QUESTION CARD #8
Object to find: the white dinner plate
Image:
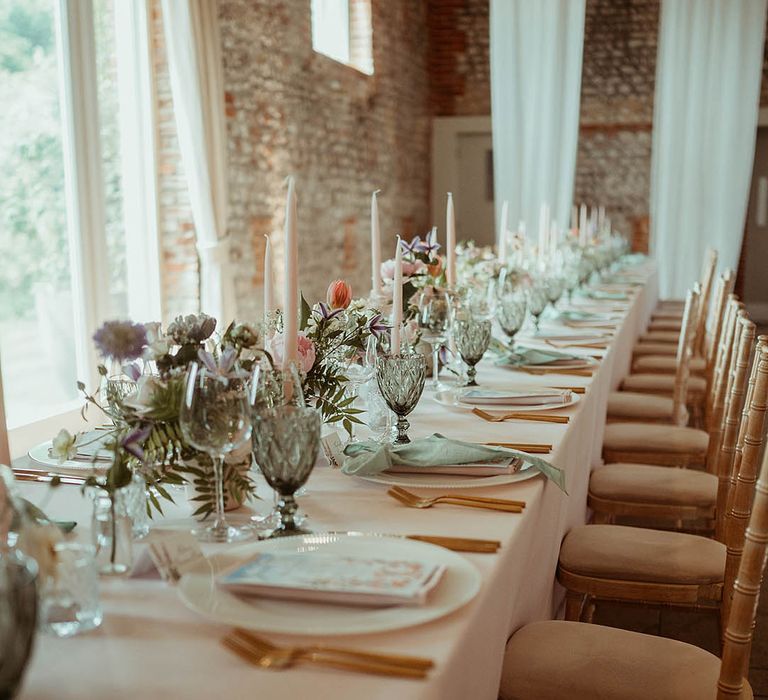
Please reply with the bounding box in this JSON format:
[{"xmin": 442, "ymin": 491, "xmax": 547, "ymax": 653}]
[
  {"xmin": 177, "ymin": 534, "xmax": 481, "ymax": 636},
  {"xmin": 27, "ymin": 440, "xmax": 110, "ymax": 476},
  {"xmin": 433, "ymin": 388, "xmax": 580, "ymax": 413},
  {"xmin": 358, "ymin": 463, "xmax": 541, "ymax": 490}
]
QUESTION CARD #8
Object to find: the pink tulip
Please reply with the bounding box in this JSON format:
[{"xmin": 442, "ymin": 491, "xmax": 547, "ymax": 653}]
[{"xmin": 327, "ymin": 279, "xmax": 352, "ymax": 310}]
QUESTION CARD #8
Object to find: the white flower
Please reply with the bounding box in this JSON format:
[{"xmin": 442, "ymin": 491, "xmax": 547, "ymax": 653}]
[
  {"xmin": 50, "ymin": 429, "xmax": 77, "ymax": 463},
  {"xmin": 143, "ymin": 322, "xmax": 171, "ymax": 361}
]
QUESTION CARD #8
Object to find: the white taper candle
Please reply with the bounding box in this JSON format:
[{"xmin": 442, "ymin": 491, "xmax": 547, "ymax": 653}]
[
  {"xmin": 283, "ymin": 176, "xmax": 299, "ymax": 366},
  {"xmin": 391, "ymin": 236, "xmax": 403, "ymax": 354},
  {"xmin": 371, "ymin": 189, "xmax": 382, "ymax": 295},
  {"xmin": 446, "ymin": 193, "xmax": 456, "ymax": 286}
]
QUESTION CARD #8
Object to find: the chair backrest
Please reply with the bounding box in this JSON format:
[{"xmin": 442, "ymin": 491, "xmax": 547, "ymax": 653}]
[
  {"xmin": 0, "ymin": 353, "xmax": 9, "ymax": 465},
  {"xmin": 718, "ymin": 355, "xmax": 768, "ymax": 698},
  {"xmin": 705, "ymin": 271, "xmax": 735, "ymax": 374},
  {"xmin": 721, "ymin": 345, "xmax": 768, "ymax": 631},
  {"xmin": 707, "ymin": 297, "xmax": 743, "ymax": 428},
  {"xmin": 693, "ymin": 247, "xmax": 718, "ymax": 356},
  {"xmin": 671, "ymin": 287, "xmax": 700, "ymax": 426},
  {"xmin": 713, "ymin": 319, "xmax": 756, "ymax": 539}
]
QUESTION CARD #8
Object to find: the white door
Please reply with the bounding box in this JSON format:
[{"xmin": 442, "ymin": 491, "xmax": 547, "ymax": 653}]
[{"xmin": 456, "ymin": 132, "xmax": 495, "ymax": 247}]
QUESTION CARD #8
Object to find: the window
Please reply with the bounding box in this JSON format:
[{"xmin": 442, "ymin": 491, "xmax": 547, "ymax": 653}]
[
  {"xmin": 0, "ymin": 0, "xmax": 160, "ymax": 449},
  {"xmin": 311, "ymin": 0, "xmax": 373, "ymax": 75}
]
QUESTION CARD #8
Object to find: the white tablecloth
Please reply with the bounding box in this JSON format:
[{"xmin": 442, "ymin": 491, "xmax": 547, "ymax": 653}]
[{"xmin": 16, "ymin": 265, "xmax": 657, "ymax": 700}]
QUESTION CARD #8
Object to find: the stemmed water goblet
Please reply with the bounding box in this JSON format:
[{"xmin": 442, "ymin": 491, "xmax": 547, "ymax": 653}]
[
  {"xmin": 497, "ymin": 287, "xmax": 527, "ymax": 351},
  {"xmin": 416, "ymin": 289, "xmax": 451, "ymax": 391},
  {"xmin": 179, "ymin": 363, "xmax": 253, "ymax": 543},
  {"xmin": 376, "ymin": 353, "xmax": 427, "ymax": 444},
  {"xmin": 544, "ymin": 273, "xmax": 565, "ymax": 312},
  {"xmin": 526, "ymin": 281, "xmax": 549, "ymax": 333},
  {"xmin": 452, "ymin": 302, "xmax": 492, "ymax": 387},
  {"xmin": 251, "ymin": 406, "xmax": 321, "ymax": 537}
]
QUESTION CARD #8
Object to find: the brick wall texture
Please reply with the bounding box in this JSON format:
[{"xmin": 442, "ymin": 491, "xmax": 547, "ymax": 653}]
[{"xmin": 151, "ymin": 0, "xmax": 768, "ymax": 319}]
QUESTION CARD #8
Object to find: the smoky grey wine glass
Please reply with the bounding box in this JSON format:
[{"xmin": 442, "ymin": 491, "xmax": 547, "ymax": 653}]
[
  {"xmin": 251, "ymin": 406, "xmax": 321, "ymax": 538},
  {"xmin": 452, "ymin": 318, "xmax": 492, "ymax": 386},
  {"xmin": 376, "ymin": 354, "xmax": 427, "ymax": 445}
]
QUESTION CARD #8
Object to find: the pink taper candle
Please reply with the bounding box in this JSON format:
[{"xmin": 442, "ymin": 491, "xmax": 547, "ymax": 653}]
[
  {"xmin": 391, "ymin": 236, "xmax": 403, "ymax": 354},
  {"xmin": 446, "ymin": 193, "xmax": 456, "ymax": 286},
  {"xmin": 283, "ymin": 176, "xmax": 299, "ymax": 366}
]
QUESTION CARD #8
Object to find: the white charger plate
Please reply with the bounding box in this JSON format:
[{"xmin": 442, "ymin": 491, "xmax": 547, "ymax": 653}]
[
  {"xmin": 434, "ymin": 389, "xmax": 580, "ymax": 413},
  {"xmin": 177, "ymin": 534, "xmax": 481, "ymax": 636},
  {"xmin": 358, "ymin": 463, "xmax": 541, "ymax": 489},
  {"xmin": 27, "ymin": 440, "xmax": 110, "ymax": 476}
]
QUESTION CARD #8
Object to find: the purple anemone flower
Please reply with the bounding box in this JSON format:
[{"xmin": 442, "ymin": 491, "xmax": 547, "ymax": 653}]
[
  {"xmin": 198, "ymin": 347, "xmax": 238, "ymax": 377},
  {"xmin": 367, "ymin": 313, "xmax": 390, "ymax": 339},
  {"xmin": 314, "ymin": 302, "xmax": 344, "ymax": 321},
  {"xmin": 399, "ymin": 236, "xmax": 421, "ymax": 256},
  {"xmin": 416, "ymin": 229, "xmax": 441, "ymax": 257},
  {"xmin": 121, "ymin": 425, "xmax": 152, "ymax": 462}
]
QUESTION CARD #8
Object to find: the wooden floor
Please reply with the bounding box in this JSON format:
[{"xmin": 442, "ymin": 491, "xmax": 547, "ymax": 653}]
[{"xmin": 594, "ymin": 575, "xmax": 768, "ymax": 697}]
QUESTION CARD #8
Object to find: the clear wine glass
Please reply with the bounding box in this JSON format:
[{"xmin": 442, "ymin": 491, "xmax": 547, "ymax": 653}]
[
  {"xmin": 180, "ymin": 364, "xmax": 253, "ymax": 543},
  {"xmin": 416, "ymin": 290, "xmax": 451, "ymax": 391},
  {"xmin": 342, "ymin": 343, "xmax": 374, "ymax": 444},
  {"xmin": 251, "ymin": 406, "xmax": 321, "ymax": 538}
]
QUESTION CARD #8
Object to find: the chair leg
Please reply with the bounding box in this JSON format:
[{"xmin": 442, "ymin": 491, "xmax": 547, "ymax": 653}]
[
  {"xmin": 582, "ymin": 598, "xmax": 596, "ymax": 623},
  {"xmin": 564, "ymin": 591, "xmax": 585, "ymax": 621}
]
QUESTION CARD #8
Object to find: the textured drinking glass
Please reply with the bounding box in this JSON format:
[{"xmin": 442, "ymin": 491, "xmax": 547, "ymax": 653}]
[
  {"xmin": 376, "ymin": 354, "xmax": 427, "ymax": 444},
  {"xmin": 416, "ymin": 291, "xmax": 451, "ymax": 390},
  {"xmin": 39, "ymin": 543, "xmax": 102, "ymax": 638},
  {"xmin": 91, "ymin": 494, "xmax": 133, "ymax": 576},
  {"xmin": 497, "ymin": 289, "xmax": 527, "ymax": 349},
  {"xmin": 526, "ymin": 283, "xmax": 548, "ymax": 332},
  {"xmin": 453, "ymin": 318, "xmax": 492, "ymax": 386},
  {"xmin": 0, "ymin": 549, "xmax": 37, "ymax": 695},
  {"xmin": 180, "ymin": 364, "xmax": 253, "ymax": 543},
  {"xmin": 251, "ymin": 406, "xmax": 321, "ymax": 538},
  {"xmin": 544, "ymin": 274, "xmax": 564, "ymax": 309}
]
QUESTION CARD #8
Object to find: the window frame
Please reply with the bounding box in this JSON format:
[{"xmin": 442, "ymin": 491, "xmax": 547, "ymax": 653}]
[{"xmin": 5, "ymin": 0, "xmax": 161, "ymax": 457}]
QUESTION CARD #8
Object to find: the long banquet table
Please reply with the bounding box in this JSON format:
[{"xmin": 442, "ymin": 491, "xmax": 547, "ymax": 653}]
[{"xmin": 16, "ymin": 263, "xmax": 658, "ymax": 700}]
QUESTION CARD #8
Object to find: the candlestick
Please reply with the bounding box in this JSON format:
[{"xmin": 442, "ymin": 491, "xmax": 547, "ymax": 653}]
[
  {"xmin": 579, "ymin": 203, "xmax": 588, "ymax": 246},
  {"xmin": 498, "ymin": 200, "xmax": 509, "ymax": 263},
  {"xmin": 371, "ymin": 189, "xmax": 382, "ymax": 296},
  {"xmin": 391, "ymin": 236, "xmax": 403, "ymax": 354},
  {"xmin": 283, "ymin": 176, "xmax": 299, "ymax": 366},
  {"xmin": 446, "ymin": 193, "xmax": 456, "ymax": 286},
  {"xmin": 263, "ymin": 235, "xmax": 274, "ymax": 324}
]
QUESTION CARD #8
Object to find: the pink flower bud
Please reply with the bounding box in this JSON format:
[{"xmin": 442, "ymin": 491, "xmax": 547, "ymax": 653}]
[{"xmin": 327, "ymin": 279, "xmax": 352, "ymax": 310}]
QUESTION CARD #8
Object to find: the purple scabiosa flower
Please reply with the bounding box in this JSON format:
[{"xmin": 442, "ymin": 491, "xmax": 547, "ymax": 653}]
[
  {"xmin": 367, "ymin": 313, "xmax": 389, "ymax": 339},
  {"xmin": 93, "ymin": 321, "xmax": 147, "ymax": 361}
]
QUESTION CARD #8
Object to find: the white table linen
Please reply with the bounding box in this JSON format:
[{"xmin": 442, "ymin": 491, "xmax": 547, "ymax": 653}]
[{"xmin": 16, "ymin": 265, "xmax": 657, "ymax": 700}]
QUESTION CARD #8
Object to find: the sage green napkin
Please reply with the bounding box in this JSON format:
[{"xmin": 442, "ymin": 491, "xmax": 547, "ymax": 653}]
[
  {"xmin": 496, "ymin": 346, "xmax": 580, "ymax": 368},
  {"xmin": 586, "ymin": 290, "xmax": 629, "ymax": 301},
  {"xmin": 342, "ymin": 434, "xmax": 567, "ymax": 493}
]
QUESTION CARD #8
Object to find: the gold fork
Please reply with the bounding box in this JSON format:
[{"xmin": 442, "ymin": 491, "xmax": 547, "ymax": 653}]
[
  {"xmin": 390, "ymin": 485, "xmax": 525, "ymax": 509},
  {"xmin": 387, "ymin": 487, "xmax": 524, "ymax": 513},
  {"xmin": 222, "ymin": 631, "xmax": 430, "ymax": 678},
  {"xmin": 472, "ymin": 407, "xmax": 569, "ymax": 424}
]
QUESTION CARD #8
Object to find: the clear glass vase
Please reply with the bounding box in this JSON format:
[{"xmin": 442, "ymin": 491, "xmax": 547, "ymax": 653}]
[{"xmin": 91, "ymin": 494, "xmax": 133, "ymax": 576}]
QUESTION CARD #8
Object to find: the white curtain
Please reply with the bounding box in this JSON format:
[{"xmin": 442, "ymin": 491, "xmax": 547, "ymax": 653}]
[
  {"xmin": 490, "ymin": 0, "xmax": 586, "ymax": 241},
  {"xmin": 161, "ymin": 0, "xmax": 236, "ymax": 323},
  {"xmin": 650, "ymin": 0, "xmax": 767, "ymax": 299}
]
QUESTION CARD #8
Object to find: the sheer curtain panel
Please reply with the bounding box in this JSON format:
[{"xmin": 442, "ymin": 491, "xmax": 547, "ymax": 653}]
[
  {"xmin": 650, "ymin": 0, "xmax": 767, "ymax": 299},
  {"xmin": 160, "ymin": 0, "xmax": 236, "ymax": 323},
  {"xmin": 490, "ymin": 0, "xmax": 586, "ymax": 243}
]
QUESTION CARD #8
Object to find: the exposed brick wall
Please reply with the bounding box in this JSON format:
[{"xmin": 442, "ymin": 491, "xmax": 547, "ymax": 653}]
[
  {"xmin": 574, "ymin": 0, "xmax": 659, "ymax": 253},
  {"xmin": 427, "ymin": 0, "xmax": 490, "ymax": 117},
  {"xmin": 151, "ymin": 0, "xmax": 198, "ymax": 322}
]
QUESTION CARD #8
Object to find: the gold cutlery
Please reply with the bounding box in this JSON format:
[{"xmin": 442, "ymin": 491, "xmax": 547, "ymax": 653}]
[
  {"xmin": 551, "ymin": 385, "xmax": 586, "ymax": 394},
  {"xmin": 12, "ymin": 469, "xmax": 85, "ymax": 486},
  {"xmin": 483, "ymin": 441, "xmax": 552, "ymax": 454},
  {"xmin": 390, "ymin": 486, "xmax": 525, "ymax": 509},
  {"xmin": 333, "ymin": 530, "xmax": 501, "ymax": 553},
  {"xmin": 518, "ymin": 367, "xmax": 595, "ymax": 377},
  {"xmin": 387, "ymin": 487, "xmax": 524, "ymax": 513},
  {"xmin": 222, "ymin": 629, "xmax": 431, "ymax": 678},
  {"xmin": 472, "ymin": 408, "xmax": 569, "ymax": 424},
  {"xmin": 545, "ymin": 340, "xmax": 608, "ymax": 350}
]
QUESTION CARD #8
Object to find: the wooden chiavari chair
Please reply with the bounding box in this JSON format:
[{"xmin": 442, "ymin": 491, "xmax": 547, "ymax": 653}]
[
  {"xmin": 500, "ymin": 430, "xmax": 768, "ymax": 699},
  {"xmin": 0, "ymin": 353, "xmax": 10, "ymax": 465},
  {"xmin": 556, "ymin": 345, "xmax": 767, "ymax": 634}
]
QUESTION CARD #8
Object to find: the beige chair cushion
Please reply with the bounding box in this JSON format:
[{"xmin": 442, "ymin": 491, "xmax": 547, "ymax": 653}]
[
  {"xmin": 607, "ymin": 391, "xmax": 675, "ymax": 421},
  {"xmin": 633, "ymin": 355, "xmax": 706, "ymax": 374},
  {"xmin": 559, "ymin": 524, "xmax": 725, "ymax": 584},
  {"xmin": 500, "ymin": 620, "xmax": 750, "ymax": 700},
  {"xmin": 590, "ymin": 463, "xmax": 717, "ymax": 508},
  {"xmin": 648, "ymin": 319, "xmax": 682, "ymax": 332},
  {"xmin": 603, "ymin": 422, "xmax": 708, "ymax": 455},
  {"xmin": 621, "ymin": 372, "xmax": 706, "ymax": 396},
  {"xmin": 633, "ymin": 341, "xmax": 678, "ymax": 356},
  {"xmin": 639, "ymin": 330, "xmax": 680, "ymax": 344}
]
